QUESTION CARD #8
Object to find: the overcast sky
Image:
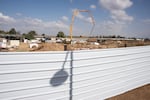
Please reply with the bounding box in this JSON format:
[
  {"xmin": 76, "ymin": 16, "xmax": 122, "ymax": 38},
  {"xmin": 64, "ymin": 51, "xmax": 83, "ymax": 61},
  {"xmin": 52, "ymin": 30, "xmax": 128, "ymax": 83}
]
[{"xmin": 0, "ymin": 0, "xmax": 150, "ymax": 38}]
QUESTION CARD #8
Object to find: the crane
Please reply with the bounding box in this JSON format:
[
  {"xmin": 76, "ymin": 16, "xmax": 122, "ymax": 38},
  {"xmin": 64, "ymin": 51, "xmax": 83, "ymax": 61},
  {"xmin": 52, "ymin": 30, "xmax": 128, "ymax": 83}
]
[{"xmin": 70, "ymin": 9, "xmax": 95, "ymax": 43}]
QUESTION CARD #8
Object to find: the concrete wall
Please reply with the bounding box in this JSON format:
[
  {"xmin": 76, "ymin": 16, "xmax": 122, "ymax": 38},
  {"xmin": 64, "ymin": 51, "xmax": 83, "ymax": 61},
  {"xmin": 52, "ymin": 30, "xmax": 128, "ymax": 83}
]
[{"xmin": 0, "ymin": 46, "xmax": 150, "ymax": 100}]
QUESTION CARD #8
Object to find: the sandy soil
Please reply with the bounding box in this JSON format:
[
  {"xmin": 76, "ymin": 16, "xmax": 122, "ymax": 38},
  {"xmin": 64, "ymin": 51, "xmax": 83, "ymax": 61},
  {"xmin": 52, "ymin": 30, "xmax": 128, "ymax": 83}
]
[{"xmin": 106, "ymin": 84, "xmax": 150, "ymax": 100}]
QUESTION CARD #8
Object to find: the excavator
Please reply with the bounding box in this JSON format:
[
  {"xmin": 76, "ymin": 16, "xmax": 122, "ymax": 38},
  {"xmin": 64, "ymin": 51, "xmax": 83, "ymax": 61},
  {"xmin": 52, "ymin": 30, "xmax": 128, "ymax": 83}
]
[{"xmin": 69, "ymin": 9, "xmax": 95, "ymax": 43}]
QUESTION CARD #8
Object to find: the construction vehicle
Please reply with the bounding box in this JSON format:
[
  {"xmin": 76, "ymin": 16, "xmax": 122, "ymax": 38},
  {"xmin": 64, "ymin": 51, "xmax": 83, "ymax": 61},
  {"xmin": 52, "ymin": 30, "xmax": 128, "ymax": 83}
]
[{"xmin": 70, "ymin": 9, "xmax": 95, "ymax": 43}]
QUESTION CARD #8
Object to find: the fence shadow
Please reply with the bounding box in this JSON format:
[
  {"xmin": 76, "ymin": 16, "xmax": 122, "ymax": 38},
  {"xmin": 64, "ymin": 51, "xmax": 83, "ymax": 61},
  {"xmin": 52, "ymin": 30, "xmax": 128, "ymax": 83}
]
[
  {"xmin": 50, "ymin": 51, "xmax": 70, "ymax": 86},
  {"xmin": 50, "ymin": 69, "xmax": 69, "ymax": 86},
  {"xmin": 50, "ymin": 51, "xmax": 73, "ymax": 100}
]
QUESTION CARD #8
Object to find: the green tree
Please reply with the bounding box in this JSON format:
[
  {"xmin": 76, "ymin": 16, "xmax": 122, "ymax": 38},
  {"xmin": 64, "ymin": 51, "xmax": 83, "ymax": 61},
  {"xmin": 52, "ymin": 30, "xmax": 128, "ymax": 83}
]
[
  {"xmin": 56, "ymin": 31, "xmax": 65, "ymax": 38},
  {"xmin": 9, "ymin": 28, "xmax": 17, "ymax": 34},
  {"xmin": 0, "ymin": 29, "xmax": 6, "ymax": 34},
  {"xmin": 23, "ymin": 30, "xmax": 37, "ymax": 40},
  {"xmin": 29, "ymin": 31, "xmax": 37, "ymax": 35}
]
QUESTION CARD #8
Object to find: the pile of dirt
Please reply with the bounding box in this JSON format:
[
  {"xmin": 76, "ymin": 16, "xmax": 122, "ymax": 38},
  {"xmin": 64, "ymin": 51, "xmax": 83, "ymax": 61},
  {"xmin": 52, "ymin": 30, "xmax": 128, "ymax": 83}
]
[
  {"xmin": 37, "ymin": 43, "xmax": 64, "ymax": 51},
  {"xmin": 17, "ymin": 42, "xmax": 30, "ymax": 51}
]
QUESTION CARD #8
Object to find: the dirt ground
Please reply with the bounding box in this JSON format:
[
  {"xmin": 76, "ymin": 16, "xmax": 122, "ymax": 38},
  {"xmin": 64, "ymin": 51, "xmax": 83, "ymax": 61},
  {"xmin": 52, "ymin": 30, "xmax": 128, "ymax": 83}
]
[
  {"xmin": 4, "ymin": 39, "xmax": 150, "ymax": 52},
  {"xmin": 106, "ymin": 84, "xmax": 150, "ymax": 100}
]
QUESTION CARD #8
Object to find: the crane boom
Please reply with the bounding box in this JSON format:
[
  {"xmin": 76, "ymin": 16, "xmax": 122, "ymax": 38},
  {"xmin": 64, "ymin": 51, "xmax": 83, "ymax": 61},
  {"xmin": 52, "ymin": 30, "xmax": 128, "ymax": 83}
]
[{"xmin": 70, "ymin": 9, "xmax": 95, "ymax": 42}]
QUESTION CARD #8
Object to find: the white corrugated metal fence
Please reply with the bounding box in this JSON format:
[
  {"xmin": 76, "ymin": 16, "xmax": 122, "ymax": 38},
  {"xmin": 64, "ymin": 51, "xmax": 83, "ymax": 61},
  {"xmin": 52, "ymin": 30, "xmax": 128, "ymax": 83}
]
[{"xmin": 0, "ymin": 46, "xmax": 150, "ymax": 100}]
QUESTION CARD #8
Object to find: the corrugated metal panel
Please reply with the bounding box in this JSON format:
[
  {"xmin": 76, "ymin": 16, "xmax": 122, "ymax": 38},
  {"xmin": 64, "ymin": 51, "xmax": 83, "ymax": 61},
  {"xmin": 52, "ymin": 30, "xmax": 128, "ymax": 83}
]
[{"xmin": 0, "ymin": 46, "xmax": 150, "ymax": 100}]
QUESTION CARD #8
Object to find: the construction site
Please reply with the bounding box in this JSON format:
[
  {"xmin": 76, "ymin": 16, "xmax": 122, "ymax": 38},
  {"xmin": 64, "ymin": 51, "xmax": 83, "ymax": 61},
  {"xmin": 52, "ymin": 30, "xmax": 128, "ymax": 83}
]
[
  {"xmin": 0, "ymin": 38, "xmax": 149, "ymax": 52},
  {"xmin": 0, "ymin": 9, "xmax": 150, "ymax": 100},
  {"xmin": 1, "ymin": 9, "xmax": 150, "ymax": 52}
]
